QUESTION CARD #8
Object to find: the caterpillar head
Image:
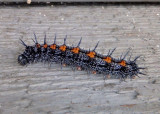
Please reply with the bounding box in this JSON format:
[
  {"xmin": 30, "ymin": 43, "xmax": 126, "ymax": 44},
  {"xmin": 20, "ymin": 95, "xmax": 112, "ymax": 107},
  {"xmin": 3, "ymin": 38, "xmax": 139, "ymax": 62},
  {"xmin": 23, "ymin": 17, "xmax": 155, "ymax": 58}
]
[
  {"xmin": 18, "ymin": 39, "xmax": 35, "ymax": 65},
  {"xmin": 18, "ymin": 54, "xmax": 29, "ymax": 66}
]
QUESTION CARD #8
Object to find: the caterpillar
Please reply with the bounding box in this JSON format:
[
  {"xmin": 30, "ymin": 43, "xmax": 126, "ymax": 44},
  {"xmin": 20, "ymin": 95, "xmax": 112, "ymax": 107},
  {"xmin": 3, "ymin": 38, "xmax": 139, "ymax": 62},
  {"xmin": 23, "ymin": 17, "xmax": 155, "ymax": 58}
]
[{"xmin": 18, "ymin": 33, "xmax": 145, "ymax": 81}]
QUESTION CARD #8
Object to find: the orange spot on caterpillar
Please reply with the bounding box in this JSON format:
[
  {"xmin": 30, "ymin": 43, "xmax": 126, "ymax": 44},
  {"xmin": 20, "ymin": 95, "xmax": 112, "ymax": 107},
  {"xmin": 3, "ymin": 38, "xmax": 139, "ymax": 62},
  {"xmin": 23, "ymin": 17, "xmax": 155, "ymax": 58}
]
[
  {"xmin": 132, "ymin": 76, "xmax": 136, "ymax": 79},
  {"xmin": 87, "ymin": 52, "xmax": 96, "ymax": 58},
  {"xmin": 43, "ymin": 44, "xmax": 48, "ymax": 48},
  {"xmin": 107, "ymin": 75, "xmax": 111, "ymax": 79},
  {"xmin": 63, "ymin": 64, "xmax": 66, "ymax": 67},
  {"xmin": 103, "ymin": 57, "xmax": 112, "ymax": 63},
  {"xmin": 77, "ymin": 67, "xmax": 81, "ymax": 71},
  {"xmin": 92, "ymin": 71, "xmax": 96, "ymax": 74},
  {"xmin": 59, "ymin": 45, "xmax": 66, "ymax": 52},
  {"xmin": 36, "ymin": 44, "xmax": 41, "ymax": 48},
  {"xmin": 71, "ymin": 47, "xmax": 80, "ymax": 54},
  {"xmin": 119, "ymin": 60, "xmax": 126, "ymax": 67},
  {"xmin": 50, "ymin": 44, "xmax": 56, "ymax": 50}
]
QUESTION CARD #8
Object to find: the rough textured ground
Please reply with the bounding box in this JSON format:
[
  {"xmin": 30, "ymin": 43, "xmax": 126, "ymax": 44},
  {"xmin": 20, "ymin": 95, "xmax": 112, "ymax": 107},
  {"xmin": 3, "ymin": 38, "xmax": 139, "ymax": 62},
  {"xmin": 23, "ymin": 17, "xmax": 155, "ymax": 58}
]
[{"xmin": 0, "ymin": 4, "xmax": 160, "ymax": 114}]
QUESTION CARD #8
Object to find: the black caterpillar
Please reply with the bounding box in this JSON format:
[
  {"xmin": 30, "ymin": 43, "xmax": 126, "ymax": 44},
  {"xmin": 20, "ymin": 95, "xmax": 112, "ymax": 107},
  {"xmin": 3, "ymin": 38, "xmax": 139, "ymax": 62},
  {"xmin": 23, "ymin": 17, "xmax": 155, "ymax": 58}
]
[{"xmin": 18, "ymin": 33, "xmax": 145, "ymax": 81}]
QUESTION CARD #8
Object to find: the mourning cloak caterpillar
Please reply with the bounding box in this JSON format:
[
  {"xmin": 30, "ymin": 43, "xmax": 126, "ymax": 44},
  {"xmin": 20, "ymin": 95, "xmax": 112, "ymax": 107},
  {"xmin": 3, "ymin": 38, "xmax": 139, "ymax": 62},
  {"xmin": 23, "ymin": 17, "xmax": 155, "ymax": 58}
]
[{"xmin": 18, "ymin": 33, "xmax": 145, "ymax": 81}]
